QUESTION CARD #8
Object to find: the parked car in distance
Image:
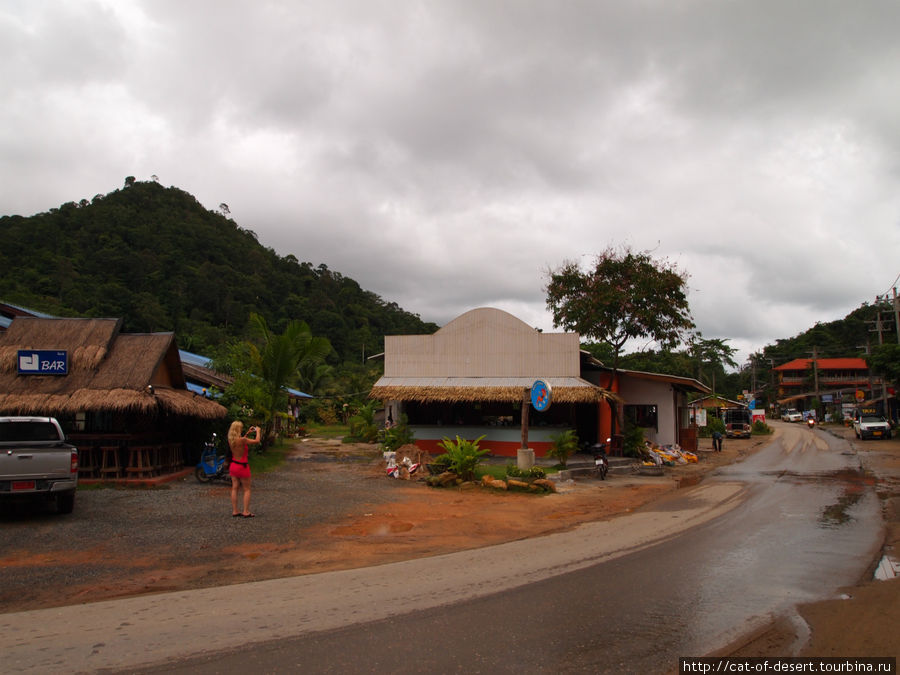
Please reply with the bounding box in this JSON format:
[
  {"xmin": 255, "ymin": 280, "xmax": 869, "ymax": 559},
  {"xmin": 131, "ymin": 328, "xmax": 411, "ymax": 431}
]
[
  {"xmin": 724, "ymin": 407, "xmax": 752, "ymax": 438},
  {"xmin": 781, "ymin": 408, "xmax": 803, "ymax": 423},
  {"xmin": 853, "ymin": 413, "xmax": 892, "ymax": 440},
  {"xmin": 0, "ymin": 416, "xmax": 78, "ymax": 514}
]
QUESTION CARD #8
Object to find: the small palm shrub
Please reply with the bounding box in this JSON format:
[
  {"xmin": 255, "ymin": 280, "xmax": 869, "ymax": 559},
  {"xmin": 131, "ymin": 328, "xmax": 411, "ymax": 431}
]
[
  {"xmin": 348, "ymin": 402, "xmax": 378, "ymax": 443},
  {"xmin": 436, "ymin": 435, "xmax": 489, "ymax": 481},
  {"xmin": 547, "ymin": 429, "xmax": 579, "ymax": 468},
  {"xmin": 622, "ymin": 423, "xmax": 647, "ymax": 458}
]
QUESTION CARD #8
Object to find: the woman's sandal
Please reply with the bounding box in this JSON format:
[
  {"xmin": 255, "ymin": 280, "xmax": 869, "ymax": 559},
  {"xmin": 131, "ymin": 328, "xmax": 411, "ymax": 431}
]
[
  {"xmin": 232, "ymin": 513, "xmax": 242, "ymax": 517},
  {"xmin": 242, "ymin": 513, "xmax": 255, "ymax": 518}
]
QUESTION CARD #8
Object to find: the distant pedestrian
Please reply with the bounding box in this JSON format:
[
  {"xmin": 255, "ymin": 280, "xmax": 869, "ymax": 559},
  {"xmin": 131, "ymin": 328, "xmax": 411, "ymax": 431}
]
[
  {"xmin": 712, "ymin": 429, "xmax": 723, "ymax": 452},
  {"xmin": 227, "ymin": 421, "xmax": 261, "ymax": 518}
]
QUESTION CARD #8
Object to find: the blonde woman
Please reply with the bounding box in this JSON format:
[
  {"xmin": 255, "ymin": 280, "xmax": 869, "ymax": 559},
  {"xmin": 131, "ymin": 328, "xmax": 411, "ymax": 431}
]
[{"xmin": 227, "ymin": 421, "xmax": 261, "ymax": 517}]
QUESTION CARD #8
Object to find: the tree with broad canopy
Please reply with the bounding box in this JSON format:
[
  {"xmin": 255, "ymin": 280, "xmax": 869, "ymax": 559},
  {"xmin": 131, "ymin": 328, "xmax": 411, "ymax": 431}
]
[{"xmin": 545, "ymin": 246, "xmax": 695, "ymax": 433}]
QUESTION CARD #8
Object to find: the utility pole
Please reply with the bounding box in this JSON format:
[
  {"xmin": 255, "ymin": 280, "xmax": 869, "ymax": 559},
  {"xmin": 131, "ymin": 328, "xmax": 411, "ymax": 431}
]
[
  {"xmin": 750, "ymin": 356, "xmax": 757, "ymax": 394},
  {"xmin": 866, "ymin": 299, "xmax": 890, "ymax": 412},
  {"xmin": 893, "ymin": 287, "xmax": 900, "ymax": 345},
  {"xmin": 807, "ymin": 346, "xmax": 819, "ymax": 394}
]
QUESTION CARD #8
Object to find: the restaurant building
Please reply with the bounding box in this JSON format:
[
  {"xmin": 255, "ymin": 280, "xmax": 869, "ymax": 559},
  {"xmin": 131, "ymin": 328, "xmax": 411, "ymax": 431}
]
[
  {"xmin": 369, "ymin": 308, "xmax": 707, "ymax": 456},
  {"xmin": 0, "ymin": 317, "xmax": 226, "ymax": 481}
]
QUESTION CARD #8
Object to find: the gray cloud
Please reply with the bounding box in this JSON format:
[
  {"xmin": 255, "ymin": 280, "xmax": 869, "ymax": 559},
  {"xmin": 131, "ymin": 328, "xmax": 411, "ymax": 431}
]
[{"xmin": 2, "ymin": 0, "xmax": 899, "ymax": 368}]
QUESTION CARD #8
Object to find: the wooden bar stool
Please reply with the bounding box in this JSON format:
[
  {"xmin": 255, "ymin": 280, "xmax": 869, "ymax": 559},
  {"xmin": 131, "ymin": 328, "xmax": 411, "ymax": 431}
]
[
  {"xmin": 99, "ymin": 446, "xmax": 122, "ymax": 479},
  {"xmin": 77, "ymin": 446, "xmax": 99, "ymax": 479},
  {"xmin": 161, "ymin": 443, "xmax": 182, "ymax": 472},
  {"xmin": 126, "ymin": 446, "xmax": 155, "ymax": 478},
  {"xmin": 169, "ymin": 443, "xmax": 183, "ymax": 471}
]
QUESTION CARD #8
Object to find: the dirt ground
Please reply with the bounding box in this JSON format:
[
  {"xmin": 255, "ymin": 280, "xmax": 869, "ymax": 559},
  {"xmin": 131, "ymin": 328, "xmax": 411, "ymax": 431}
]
[{"xmin": 2, "ymin": 426, "xmax": 898, "ymax": 661}]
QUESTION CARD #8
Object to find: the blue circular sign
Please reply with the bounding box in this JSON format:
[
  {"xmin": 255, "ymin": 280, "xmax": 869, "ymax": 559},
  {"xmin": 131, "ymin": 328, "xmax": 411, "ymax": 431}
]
[{"xmin": 531, "ymin": 379, "xmax": 552, "ymax": 412}]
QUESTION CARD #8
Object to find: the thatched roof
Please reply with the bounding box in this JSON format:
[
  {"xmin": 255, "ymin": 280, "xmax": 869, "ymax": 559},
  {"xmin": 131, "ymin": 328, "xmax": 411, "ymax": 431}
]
[
  {"xmin": 369, "ymin": 376, "xmax": 619, "ymax": 404},
  {"xmin": 0, "ymin": 317, "xmax": 226, "ymax": 419}
]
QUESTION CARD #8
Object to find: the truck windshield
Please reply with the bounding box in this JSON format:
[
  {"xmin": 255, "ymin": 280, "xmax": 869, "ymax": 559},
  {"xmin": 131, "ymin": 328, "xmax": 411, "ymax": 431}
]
[
  {"xmin": 861, "ymin": 416, "xmax": 884, "ymax": 424},
  {"xmin": 0, "ymin": 422, "xmax": 61, "ymax": 442}
]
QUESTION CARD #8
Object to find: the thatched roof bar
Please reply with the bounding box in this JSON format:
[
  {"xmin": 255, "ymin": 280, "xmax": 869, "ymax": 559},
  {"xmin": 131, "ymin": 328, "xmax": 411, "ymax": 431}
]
[
  {"xmin": 0, "ymin": 388, "xmax": 226, "ymax": 420},
  {"xmin": 369, "ymin": 376, "xmax": 619, "ymax": 404}
]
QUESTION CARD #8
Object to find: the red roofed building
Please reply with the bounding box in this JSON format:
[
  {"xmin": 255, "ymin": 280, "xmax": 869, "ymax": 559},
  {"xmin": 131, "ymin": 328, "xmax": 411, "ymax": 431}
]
[{"xmin": 773, "ymin": 357, "xmax": 881, "ymax": 412}]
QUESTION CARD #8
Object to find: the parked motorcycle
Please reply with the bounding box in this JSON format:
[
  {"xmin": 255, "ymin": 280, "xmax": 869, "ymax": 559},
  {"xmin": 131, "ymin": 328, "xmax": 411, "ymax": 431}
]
[
  {"xmin": 591, "ymin": 438, "xmax": 610, "ymax": 480},
  {"xmin": 195, "ymin": 433, "xmax": 229, "ymax": 483}
]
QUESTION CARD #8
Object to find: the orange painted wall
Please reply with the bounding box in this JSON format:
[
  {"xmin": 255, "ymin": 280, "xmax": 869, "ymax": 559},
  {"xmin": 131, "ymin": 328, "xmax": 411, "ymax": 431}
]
[{"xmin": 595, "ymin": 371, "xmax": 620, "ymax": 443}]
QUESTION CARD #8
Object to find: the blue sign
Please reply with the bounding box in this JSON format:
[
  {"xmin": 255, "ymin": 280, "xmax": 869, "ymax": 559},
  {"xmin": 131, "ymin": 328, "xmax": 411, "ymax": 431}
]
[
  {"xmin": 530, "ymin": 379, "xmax": 552, "ymax": 412},
  {"xmin": 17, "ymin": 350, "xmax": 68, "ymax": 375}
]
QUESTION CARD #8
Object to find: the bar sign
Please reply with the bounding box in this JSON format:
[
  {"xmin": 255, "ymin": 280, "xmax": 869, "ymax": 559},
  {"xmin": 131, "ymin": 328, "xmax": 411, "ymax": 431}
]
[{"xmin": 17, "ymin": 350, "xmax": 68, "ymax": 375}]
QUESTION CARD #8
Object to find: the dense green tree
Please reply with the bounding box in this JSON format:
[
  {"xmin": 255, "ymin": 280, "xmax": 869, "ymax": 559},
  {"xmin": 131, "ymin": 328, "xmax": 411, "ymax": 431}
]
[
  {"xmin": 546, "ymin": 247, "xmax": 694, "ymax": 371},
  {"xmin": 546, "ymin": 246, "xmax": 695, "ymax": 432},
  {"xmin": 868, "ymin": 343, "xmax": 900, "ymax": 388}
]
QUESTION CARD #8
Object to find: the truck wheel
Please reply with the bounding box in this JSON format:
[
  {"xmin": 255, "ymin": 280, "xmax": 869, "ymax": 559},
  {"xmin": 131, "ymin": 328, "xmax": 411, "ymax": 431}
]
[{"xmin": 57, "ymin": 493, "xmax": 75, "ymax": 514}]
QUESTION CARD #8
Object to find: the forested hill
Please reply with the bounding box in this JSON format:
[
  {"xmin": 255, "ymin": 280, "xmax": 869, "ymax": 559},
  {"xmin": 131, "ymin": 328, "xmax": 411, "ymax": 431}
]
[{"xmin": 0, "ymin": 180, "xmax": 438, "ymax": 361}]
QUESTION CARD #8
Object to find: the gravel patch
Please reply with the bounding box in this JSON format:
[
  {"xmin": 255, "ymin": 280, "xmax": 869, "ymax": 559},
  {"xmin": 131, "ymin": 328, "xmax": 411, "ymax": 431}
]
[{"xmin": 0, "ymin": 452, "xmax": 411, "ymax": 612}]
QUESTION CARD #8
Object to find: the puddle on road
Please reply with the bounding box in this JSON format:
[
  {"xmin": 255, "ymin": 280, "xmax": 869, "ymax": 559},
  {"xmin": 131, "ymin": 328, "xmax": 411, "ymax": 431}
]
[{"xmin": 819, "ymin": 491, "xmax": 863, "ymax": 527}]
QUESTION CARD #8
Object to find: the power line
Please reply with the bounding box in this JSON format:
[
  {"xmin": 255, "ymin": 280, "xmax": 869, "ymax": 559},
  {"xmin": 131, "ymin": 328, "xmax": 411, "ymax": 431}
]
[{"xmin": 883, "ymin": 271, "xmax": 900, "ymax": 297}]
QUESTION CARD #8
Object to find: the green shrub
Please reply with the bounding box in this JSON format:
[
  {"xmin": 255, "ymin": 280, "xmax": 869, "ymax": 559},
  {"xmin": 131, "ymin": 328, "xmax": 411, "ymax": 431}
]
[
  {"xmin": 546, "ymin": 429, "xmax": 579, "ymax": 468},
  {"xmin": 436, "ymin": 435, "xmax": 489, "ymax": 481},
  {"xmin": 506, "ymin": 463, "xmax": 548, "ymax": 479},
  {"xmin": 526, "ymin": 465, "xmax": 546, "ymax": 479},
  {"xmin": 622, "ymin": 423, "xmax": 647, "ymax": 458},
  {"xmin": 379, "ymin": 414, "xmax": 415, "ymax": 453},
  {"xmin": 751, "ymin": 420, "xmax": 772, "ymax": 435},
  {"xmin": 347, "ymin": 402, "xmax": 378, "ymax": 443}
]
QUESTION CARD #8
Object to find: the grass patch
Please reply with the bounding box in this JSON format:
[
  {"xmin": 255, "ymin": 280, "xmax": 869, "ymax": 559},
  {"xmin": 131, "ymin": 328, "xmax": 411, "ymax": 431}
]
[
  {"xmin": 77, "ymin": 482, "xmax": 114, "ymax": 491},
  {"xmin": 476, "ymin": 465, "xmax": 508, "ymax": 481},
  {"xmin": 304, "ymin": 423, "xmax": 351, "ymax": 439},
  {"xmin": 250, "ymin": 439, "xmax": 291, "ymax": 473}
]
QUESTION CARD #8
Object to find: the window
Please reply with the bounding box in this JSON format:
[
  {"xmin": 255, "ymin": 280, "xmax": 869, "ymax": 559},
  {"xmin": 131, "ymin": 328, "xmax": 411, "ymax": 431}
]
[{"xmin": 624, "ymin": 404, "xmax": 658, "ymax": 431}]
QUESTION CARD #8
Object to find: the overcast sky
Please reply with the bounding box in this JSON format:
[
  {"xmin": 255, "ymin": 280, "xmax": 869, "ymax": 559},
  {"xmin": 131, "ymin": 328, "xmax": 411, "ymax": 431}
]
[{"xmin": 3, "ymin": 1, "xmax": 899, "ymax": 366}]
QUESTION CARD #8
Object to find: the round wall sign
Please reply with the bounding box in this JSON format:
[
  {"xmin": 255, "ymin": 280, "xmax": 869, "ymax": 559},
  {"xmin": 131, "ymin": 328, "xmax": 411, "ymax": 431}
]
[{"xmin": 531, "ymin": 379, "xmax": 552, "ymax": 412}]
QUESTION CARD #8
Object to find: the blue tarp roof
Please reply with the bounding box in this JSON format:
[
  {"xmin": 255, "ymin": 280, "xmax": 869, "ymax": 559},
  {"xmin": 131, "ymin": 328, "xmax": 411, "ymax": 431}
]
[{"xmin": 179, "ymin": 349, "xmax": 312, "ymax": 399}]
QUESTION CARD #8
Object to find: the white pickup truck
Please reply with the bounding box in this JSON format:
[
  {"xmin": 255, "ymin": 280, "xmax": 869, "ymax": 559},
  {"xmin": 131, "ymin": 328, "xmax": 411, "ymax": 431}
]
[
  {"xmin": 853, "ymin": 412, "xmax": 893, "ymax": 441},
  {"xmin": 0, "ymin": 417, "xmax": 78, "ymax": 514}
]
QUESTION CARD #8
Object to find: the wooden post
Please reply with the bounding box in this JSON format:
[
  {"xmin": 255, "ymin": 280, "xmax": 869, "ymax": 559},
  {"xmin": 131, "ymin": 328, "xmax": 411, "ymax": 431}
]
[
  {"xmin": 521, "ymin": 387, "xmax": 529, "ymax": 448},
  {"xmin": 518, "ymin": 387, "xmax": 535, "ymax": 470}
]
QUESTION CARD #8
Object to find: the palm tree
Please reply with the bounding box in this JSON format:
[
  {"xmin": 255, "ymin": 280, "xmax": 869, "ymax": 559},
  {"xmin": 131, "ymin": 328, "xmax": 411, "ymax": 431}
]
[
  {"xmin": 689, "ymin": 333, "xmax": 738, "ymax": 398},
  {"xmin": 248, "ymin": 313, "xmax": 332, "ymax": 447}
]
